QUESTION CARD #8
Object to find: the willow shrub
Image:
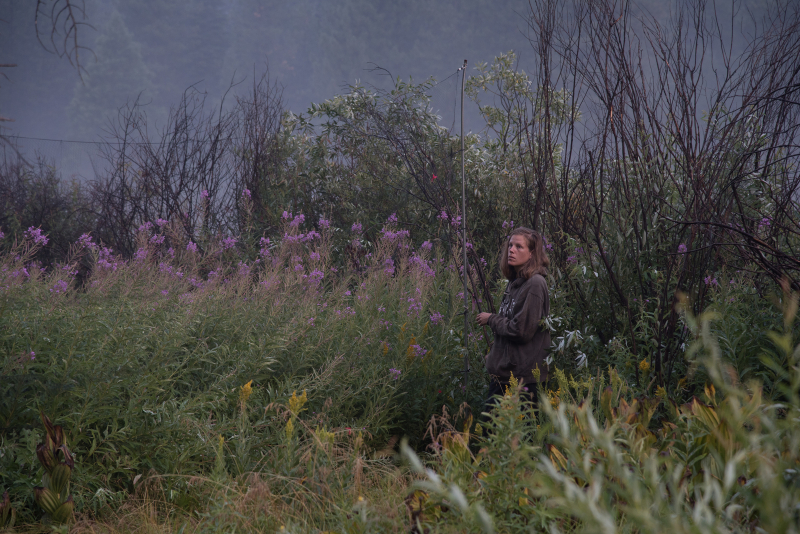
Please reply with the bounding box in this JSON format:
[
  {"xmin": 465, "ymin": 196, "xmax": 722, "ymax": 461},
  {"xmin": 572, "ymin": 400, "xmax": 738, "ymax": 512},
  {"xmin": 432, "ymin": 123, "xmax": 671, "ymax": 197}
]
[{"xmin": 0, "ymin": 215, "xmax": 485, "ymax": 524}]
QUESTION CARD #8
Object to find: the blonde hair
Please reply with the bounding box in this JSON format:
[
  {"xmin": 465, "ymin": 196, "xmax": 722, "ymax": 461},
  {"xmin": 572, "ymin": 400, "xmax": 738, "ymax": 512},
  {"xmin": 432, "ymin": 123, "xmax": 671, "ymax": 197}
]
[{"xmin": 499, "ymin": 227, "xmax": 549, "ymax": 280}]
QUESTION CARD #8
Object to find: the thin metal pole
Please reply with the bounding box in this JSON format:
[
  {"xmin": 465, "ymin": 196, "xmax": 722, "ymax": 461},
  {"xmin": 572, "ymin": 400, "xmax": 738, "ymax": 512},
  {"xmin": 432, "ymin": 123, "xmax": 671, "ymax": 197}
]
[{"xmin": 460, "ymin": 59, "xmax": 468, "ymax": 399}]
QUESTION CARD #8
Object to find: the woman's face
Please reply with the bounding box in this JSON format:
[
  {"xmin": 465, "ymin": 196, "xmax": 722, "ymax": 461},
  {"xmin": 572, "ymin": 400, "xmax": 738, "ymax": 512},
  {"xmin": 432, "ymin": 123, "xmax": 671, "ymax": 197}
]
[{"xmin": 507, "ymin": 235, "xmax": 532, "ymax": 269}]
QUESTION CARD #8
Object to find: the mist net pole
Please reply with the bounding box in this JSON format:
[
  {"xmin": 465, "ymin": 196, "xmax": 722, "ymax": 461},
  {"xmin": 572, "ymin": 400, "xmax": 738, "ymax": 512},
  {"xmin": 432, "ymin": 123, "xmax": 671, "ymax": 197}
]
[{"xmin": 460, "ymin": 59, "xmax": 468, "ymax": 400}]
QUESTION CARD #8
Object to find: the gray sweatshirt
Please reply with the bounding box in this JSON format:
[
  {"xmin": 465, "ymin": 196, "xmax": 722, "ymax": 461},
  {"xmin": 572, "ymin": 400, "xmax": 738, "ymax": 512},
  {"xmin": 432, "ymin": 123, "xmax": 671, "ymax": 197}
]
[{"xmin": 485, "ymin": 273, "xmax": 550, "ymax": 385}]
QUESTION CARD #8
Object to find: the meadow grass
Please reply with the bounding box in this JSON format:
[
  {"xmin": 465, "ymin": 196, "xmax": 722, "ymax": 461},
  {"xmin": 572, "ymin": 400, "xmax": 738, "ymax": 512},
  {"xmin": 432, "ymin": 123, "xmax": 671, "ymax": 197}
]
[{"xmin": 2, "ymin": 219, "xmax": 800, "ymax": 533}]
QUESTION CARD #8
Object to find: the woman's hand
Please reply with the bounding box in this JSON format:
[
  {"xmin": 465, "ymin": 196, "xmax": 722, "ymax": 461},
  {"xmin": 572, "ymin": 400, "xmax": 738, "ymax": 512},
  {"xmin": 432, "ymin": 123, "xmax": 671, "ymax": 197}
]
[{"xmin": 476, "ymin": 312, "xmax": 492, "ymax": 326}]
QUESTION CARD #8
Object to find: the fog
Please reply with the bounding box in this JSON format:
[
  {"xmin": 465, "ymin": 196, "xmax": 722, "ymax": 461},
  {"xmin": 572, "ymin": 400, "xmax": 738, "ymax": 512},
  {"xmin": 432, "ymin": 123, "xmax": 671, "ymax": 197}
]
[
  {"xmin": 1, "ymin": 0, "xmax": 542, "ymax": 178},
  {"xmin": 0, "ymin": 0, "xmax": 774, "ymax": 180}
]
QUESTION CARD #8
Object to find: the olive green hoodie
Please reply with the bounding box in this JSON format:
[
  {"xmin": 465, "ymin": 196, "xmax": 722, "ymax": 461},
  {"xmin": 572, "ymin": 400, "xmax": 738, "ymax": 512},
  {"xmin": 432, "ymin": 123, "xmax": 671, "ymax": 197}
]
[{"xmin": 485, "ymin": 273, "xmax": 550, "ymax": 385}]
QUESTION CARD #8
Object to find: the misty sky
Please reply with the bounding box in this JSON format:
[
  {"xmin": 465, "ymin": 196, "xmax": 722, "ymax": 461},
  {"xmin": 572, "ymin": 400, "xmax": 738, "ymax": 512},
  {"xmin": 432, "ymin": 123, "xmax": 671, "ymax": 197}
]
[
  {"xmin": 0, "ymin": 0, "xmax": 772, "ymax": 178},
  {"xmin": 1, "ymin": 1, "xmax": 535, "ymax": 139}
]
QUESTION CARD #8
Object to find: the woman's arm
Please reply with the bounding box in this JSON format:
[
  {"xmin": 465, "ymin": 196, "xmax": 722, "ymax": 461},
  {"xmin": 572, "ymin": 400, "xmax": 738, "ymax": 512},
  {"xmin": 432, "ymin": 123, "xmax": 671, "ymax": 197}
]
[{"xmin": 486, "ymin": 281, "xmax": 545, "ymax": 342}]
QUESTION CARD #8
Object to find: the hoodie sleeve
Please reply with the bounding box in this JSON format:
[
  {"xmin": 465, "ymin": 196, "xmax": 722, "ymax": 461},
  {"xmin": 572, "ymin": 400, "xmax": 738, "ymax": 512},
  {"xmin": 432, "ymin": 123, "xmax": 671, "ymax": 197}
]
[{"xmin": 487, "ymin": 279, "xmax": 544, "ymax": 343}]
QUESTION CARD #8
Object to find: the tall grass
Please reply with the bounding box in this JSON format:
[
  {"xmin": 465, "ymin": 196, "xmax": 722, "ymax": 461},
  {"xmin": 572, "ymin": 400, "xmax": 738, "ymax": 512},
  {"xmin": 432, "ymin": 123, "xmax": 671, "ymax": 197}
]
[
  {"xmin": 0, "ymin": 216, "xmax": 483, "ymax": 528},
  {"xmin": 2, "ymin": 219, "xmax": 799, "ymax": 532}
]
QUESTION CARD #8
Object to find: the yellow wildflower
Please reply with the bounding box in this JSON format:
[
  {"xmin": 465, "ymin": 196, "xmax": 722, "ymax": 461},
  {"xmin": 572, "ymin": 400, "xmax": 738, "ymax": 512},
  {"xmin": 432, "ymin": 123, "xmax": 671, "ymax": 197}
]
[
  {"xmin": 315, "ymin": 425, "xmax": 335, "ymax": 446},
  {"xmin": 288, "ymin": 389, "xmax": 308, "ymax": 416},
  {"xmin": 655, "ymin": 385, "xmax": 666, "ymax": 398},
  {"xmin": 639, "ymin": 359, "xmax": 651, "ymax": 373},
  {"xmin": 285, "ymin": 418, "xmax": 294, "ymax": 439},
  {"xmin": 569, "ymin": 375, "xmax": 579, "ymax": 391},
  {"xmin": 532, "ymin": 366, "xmax": 541, "ymax": 382},
  {"xmin": 381, "ymin": 341, "xmax": 389, "ymax": 355},
  {"xmin": 508, "ymin": 371, "xmax": 519, "ymax": 393},
  {"xmin": 406, "ymin": 336, "xmax": 416, "ymax": 356},
  {"xmin": 548, "ymin": 388, "xmax": 561, "ymax": 409},
  {"xmin": 239, "ymin": 380, "xmax": 253, "ymax": 405}
]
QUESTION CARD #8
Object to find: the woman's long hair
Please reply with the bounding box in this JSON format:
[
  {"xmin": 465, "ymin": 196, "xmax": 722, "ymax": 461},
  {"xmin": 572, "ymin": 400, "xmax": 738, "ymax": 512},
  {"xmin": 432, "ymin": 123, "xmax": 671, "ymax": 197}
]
[{"xmin": 499, "ymin": 227, "xmax": 550, "ymax": 280}]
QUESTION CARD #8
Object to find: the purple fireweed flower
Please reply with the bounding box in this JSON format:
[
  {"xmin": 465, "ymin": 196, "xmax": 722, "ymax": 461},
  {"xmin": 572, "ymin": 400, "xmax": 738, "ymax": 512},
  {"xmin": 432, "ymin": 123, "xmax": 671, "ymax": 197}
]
[
  {"xmin": 221, "ymin": 236, "xmax": 237, "ymax": 250},
  {"xmin": 351, "ymin": 222, "xmax": 363, "ymax": 234},
  {"xmin": 389, "ymin": 368, "xmax": 402, "ymax": 380},
  {"xmin": 344, "ymin": 290, "xmax": 351, "ymax": 296},
  {"xmin": 319, "ymin": 217, "xmax": 330, "ymax": 229},
  {"xmin": 290, "ymin": 214, "xmax": 305, "ymax": 228},
  {"xmin": 387, "ymin": 212, "xmax": 398, "ymax": 224},
  {"xmin": 294, "ymin": 263, "xmax": 304, "ymax": 272},
  {"xmin": 138, "ymin": 222, "xmax": 154, "ymax": 233},
  {"xmin": 282, "ymin": 210, "xmax": 292, "ymax": 220},
  {"xmin": 150, "ymin": 235, "xmax": 165, "ymax": 245},
  {"xmin": 758, "ymin": 217, "xmax": 771, "ymax": 229},
  {"xmin": 167, "ymin": 247, "xmax": 175, "ymax": 258},
  {"xmin": 284, "ymin": 233, "xmax": 304, "ymax": 244},
  {"xmin": 678, "ymin": 243, "xmax": 688, "ymax": 254},
  {"xmin": 25, "ymin": 227, "xmax": 49, "ymax": 246},
  {"xmin": 310, "ymin": 251, "xmax": 321, "ymax": 261},
  {"xmin": 50, "ymin": 279, "xmax": 69, "ymax": 294},
  {"xmin": 502, "ymin": 220, "xmax": 514, "ymax": 230},
  {"xmin": 450, "ymin": 215, "xmax": 462, "ymax": 228},
  {"xmin": 381, "ymin": 228, "xmax": 411, "ymax": 241},
  {"xmin": 409, "ymin": 254, "xmax": 436, "ymax": 277},
  {"xmin": 420, "ymin": 240, "xmax": 432, "ymax": 251},
  {"xmin": 201, "ymin": 189, "xmax": 209, "ymax": 198},
  {"xmin": 429, "ymin": 312, "xmax": 443, "ymax": 325},
  {"xmin": 259, "ymin": 237, "xmax": 271, "ymax": 257},
  {"xmin": 30, "ymin": 351, "xmax": 35, "ymax": 360},
  {"xmin": 407, "ymin": 298, "xmax": 423, "ymax": 316},
  {"xmin": 308, "ymin": 317, "xmax": 315, "ymax": 326},
  {"xmin": 306, "ymin": 269, "xmax": 324, "ymax": 283},
  {"xmin": 134, "ymin": 248, "xmax": 148, "ymax": 261},
  {"xmin": 566, "ymin": 255, "xmax": 577, "ymax": 264},
  {"xmin": 0, "ymin": 229, "xmax": 4, "ymax": 240},
  {"xmin": 383, "ymin": 257, "xmax": 395, "ymax": 276},
  {"xmin": 97, "ymin": 247, "xmax": 118, "ymax": 270},
  {"xmin": 161, "ymin": 290, "xmax": 169, "ymax": 296},
  {"xmin": 438, "ymin": 210, "xmax": 448, "ymax": 221},
  {"xmin": 304, "ymin": 230, "xmax": 321, "ymax": 241},
  {"xmin": 156, "ymin": 218, "xmax": 169, "ymax": 227},
  {"xmin": 187, "ymin": 241, "xmax": 198, "ymax": 253},
  {"xmin": 76, "ymin": 233, "xmax": 96, "ymax": 250},
  {"xmin": 409, "ymin": 344, "xmax": 428, "ymax": 358},
  {"xmin": 704, "ymin": 275, "xmax": 719, "ymax": 286},
  {"xmin": 242, "ymin": 188, "xmax": 251, "ymax": 198}
]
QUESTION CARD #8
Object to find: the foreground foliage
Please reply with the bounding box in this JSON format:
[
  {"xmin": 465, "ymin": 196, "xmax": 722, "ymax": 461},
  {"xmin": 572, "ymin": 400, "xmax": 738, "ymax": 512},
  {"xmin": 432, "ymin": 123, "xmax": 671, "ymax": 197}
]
[{"xmin": 405, "ymin": 290, "xmax": 800, "ymax": 533}]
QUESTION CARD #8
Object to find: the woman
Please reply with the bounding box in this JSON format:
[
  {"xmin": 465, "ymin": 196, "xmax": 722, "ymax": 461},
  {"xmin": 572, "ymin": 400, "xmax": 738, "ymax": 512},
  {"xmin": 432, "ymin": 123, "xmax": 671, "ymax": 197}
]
[{"xmin": 476, "ymin": 227, "xmax": 550, "ymax": 409}]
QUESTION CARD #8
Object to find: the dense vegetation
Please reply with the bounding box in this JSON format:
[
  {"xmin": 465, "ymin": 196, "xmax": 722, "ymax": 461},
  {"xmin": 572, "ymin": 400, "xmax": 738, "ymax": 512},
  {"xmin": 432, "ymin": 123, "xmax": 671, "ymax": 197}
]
[{"xmin": 2, "ymin": 0, "xmax": 800, "ymax": 531}]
